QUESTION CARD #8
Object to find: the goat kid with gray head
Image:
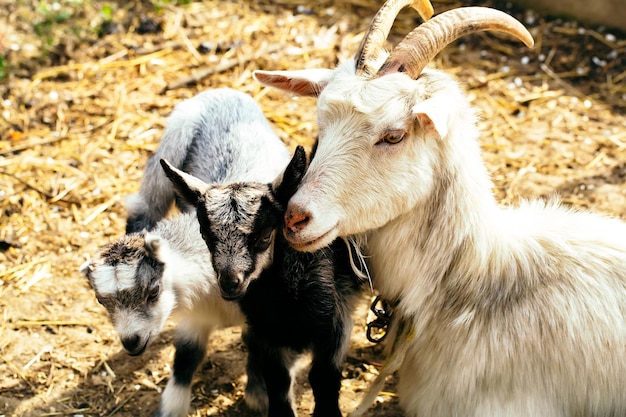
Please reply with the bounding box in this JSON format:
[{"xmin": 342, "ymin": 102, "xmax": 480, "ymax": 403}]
[
  {"xmin": 254, "ymin": 2, "xmax": 626, "ymax": 417},
  {"xmin": 81, "ymin": 88, "xmax": 290, "ymax": 417},
  {"xmin": 160, "ymin": 145, "xmax": 366, "ymax": 417}
]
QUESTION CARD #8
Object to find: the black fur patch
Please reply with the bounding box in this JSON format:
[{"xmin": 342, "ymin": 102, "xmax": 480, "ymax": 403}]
[
  {"xmin": 98, "ymin": 234, "xmax": 146, "ymax": 267},
  {"xmin": 125, "ymin": 215, "xmax": 157, "ymax": 234},
  {"xmin": 238, "ymin": 235, "xmax": 363, "ymax": 417},
  {"xmin": 172, "ymin": 338, "xmax": 206, "ymax": 386},
  {"xmin": 272, "ymin": 146, "xmax": 307, "ymax": 208}
]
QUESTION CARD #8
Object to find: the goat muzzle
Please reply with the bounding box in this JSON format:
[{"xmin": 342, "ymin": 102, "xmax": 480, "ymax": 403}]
[
  {"xmin": 121, "ymin": 334, "xmax": 149, "ymax": 356},
  {"xmin": 284, "ymin": 204, "xmax": 312, "ymax": 235},
  {"xmin": 218, "ymin": 270, "xmax": 245, "ymax": 300},
  {"xmin": 377, "ymin": 7, "xmax": 534, "ymax": 79}
]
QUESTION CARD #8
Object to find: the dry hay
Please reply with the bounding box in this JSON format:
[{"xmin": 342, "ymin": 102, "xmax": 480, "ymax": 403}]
[{"xmin": 0, "ymin": 0, "xmax": 625, "ymax": 416}]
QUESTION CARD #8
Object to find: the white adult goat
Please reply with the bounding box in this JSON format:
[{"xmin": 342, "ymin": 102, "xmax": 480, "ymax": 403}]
[{"xmin": 254, "ymin": 2, "xmax": 626, "ymax": 416}]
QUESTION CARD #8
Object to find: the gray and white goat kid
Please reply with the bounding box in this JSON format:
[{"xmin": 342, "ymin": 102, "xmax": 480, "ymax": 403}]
[
  {"xmin": 255, "ymin": 2, "xmax": 626, "ymax": 417},
  {"xmin": 125, "ymin": 87, "xmax": 290, "ymax": 233},
  {"xmin": 81, "ymin": 88, "xmax": 290, "ymax": 417},
  {"xmin": 160, "ymin": 146, "xmax": 365, "ymax": 417}
]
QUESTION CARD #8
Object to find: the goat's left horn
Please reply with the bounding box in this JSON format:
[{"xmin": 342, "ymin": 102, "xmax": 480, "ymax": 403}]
[
  {"xmin": 377, "ymin": 7, "xmax": 534, "ymax": 79},
  {"xmin": 355, "ymin": 0, "xmax": 434, "ymax": 77}
]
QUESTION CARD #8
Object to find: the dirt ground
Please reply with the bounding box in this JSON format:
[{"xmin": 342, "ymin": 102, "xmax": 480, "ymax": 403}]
[{"xmin": 1, "ymin": 0, "xmax": 625, "ymax": 416}]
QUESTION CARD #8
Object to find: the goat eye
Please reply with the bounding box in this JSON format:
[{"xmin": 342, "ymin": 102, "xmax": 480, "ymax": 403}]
[
  {"xmin": 255, "ymin": 230, "xmax": 273, "ymax": 251},
  {"xmin": 379, "ymin": 130, "xmax": 406, "ymax": 145},
  {"xmin": 147, "ymin": 282, "xmax": 160, "ymax": 303}
]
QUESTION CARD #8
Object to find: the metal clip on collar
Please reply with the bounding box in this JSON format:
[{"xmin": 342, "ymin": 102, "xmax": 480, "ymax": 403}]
[{"xmin": 366, "ymin": 295, "xmax": 393, "ymax": 343}]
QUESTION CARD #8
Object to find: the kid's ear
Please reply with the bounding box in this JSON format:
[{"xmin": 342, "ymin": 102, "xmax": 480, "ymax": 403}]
[
  {"xmin": 160, "ymin": 159, "xmax": 209, "ymax": 207},
  {"xmin": 253, "ymin": 69, "xmax": 334, "ymax": 97},
  {"xmin": 144, "ymin": 233, "xmax": 165, "ymax": 259},
  {"xmin": 79, "ymin": 259, "xmax": 93, "ymax": 278},
  {"xmin": 272, "ymin": 146, "xmax": 307, "ymax": 207},
  {"xmin": 412, "ymin": 98, "xmax": 449, "ymax": 140}
]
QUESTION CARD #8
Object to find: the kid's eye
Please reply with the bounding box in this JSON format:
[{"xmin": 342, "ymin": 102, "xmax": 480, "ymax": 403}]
[
  {"xmin": 378, "ymin": 130, "xmax": 406, "ymax": 145},
  {"xmin": 255, "ymin": 230, "xmax": 274, "ymax": 251},
  {"xmin": 147, "ymin": 282, "xmax": 160, "ymax": 303}
]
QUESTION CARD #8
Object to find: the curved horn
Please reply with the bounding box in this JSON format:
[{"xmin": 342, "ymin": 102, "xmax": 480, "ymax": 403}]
[
  {"xmin": 355, "ymin": 0, "xmax": 434, "ymax": 77},
  {"xmin": 377, "ymin": 7, "xmax": 534, "ymax": 79}
]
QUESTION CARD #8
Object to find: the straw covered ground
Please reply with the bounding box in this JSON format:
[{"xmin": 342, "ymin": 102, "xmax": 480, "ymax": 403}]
[{"xmin": 1, "ymin": 0, "xmax": 625, "ymax": 416}]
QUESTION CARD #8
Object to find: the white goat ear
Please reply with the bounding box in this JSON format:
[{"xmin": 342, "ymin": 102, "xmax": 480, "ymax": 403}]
[
  {"xmin": 145, "ymin": 233, "xmax": 165, "ymax": 260},
  {"xmin": 79, "ymin": 259, "xmax": 94, "ymax": 277},
  {"xmin": 253, "ymin": 69, "xmax": 333, "ymax": 97},
  {"xmin": 412, "ymin": 99, "xmax": 449, "ymax": 140}
]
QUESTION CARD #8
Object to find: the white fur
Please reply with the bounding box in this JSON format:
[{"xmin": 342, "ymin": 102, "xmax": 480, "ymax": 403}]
[
  {"xmin": 124, "ymin": 193, "xmax": 149, "ymax": 221},
  {"xmin": 88, "ymin": 264, "xmax": 117, "ymax": 295},
  {"xmin": 159, "ymin": 381, "xmax": 191, "ymax": 417},
  {"xmin": 90, "ymin": 263, "xmax": 137, "ymax": 295},
  {"xmin": 111, "ymin": 308, "xmax": 156, "ymax": 347},
  {"xmin": 256, "ymin": 57, "xmax": 626, "ymax": 416},
  {"xmin": 156, "ymin": 234, "xmax": 243, "ymax": 329}
]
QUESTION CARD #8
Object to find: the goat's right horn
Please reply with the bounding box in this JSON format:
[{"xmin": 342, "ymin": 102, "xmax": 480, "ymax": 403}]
[
  {"xmin": 377, "ymin": 7, "xmax": 534, "ymax": 79},
  {"xmin": 355, "ymin": 0, "xmax": 434, "ymax": 78}
]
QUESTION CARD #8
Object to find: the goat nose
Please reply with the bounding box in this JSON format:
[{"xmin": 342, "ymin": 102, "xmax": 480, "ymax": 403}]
[
  {"xmin": 220, "ymin": 278, "xmax": 240, "ymax": 292},
  {"xmin": 284, "ymin": 203, "xmax": 311, "ymax": 234},
  {"xmin": 121, "ymin": 334, "xmax": 141, "ymax": 353},
  {"xmin": 219, "ymin": 272, "xmax": 243, "ymax": 298}
]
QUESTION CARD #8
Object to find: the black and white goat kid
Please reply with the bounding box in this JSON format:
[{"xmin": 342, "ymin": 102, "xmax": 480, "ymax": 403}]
[
  {"xmin": 160, "ymin": 146, "xmax": 365, "ymax": 417},
  {"xmin": 81, "ymin": 88, "xmax": 290, "ymax": 417}
]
